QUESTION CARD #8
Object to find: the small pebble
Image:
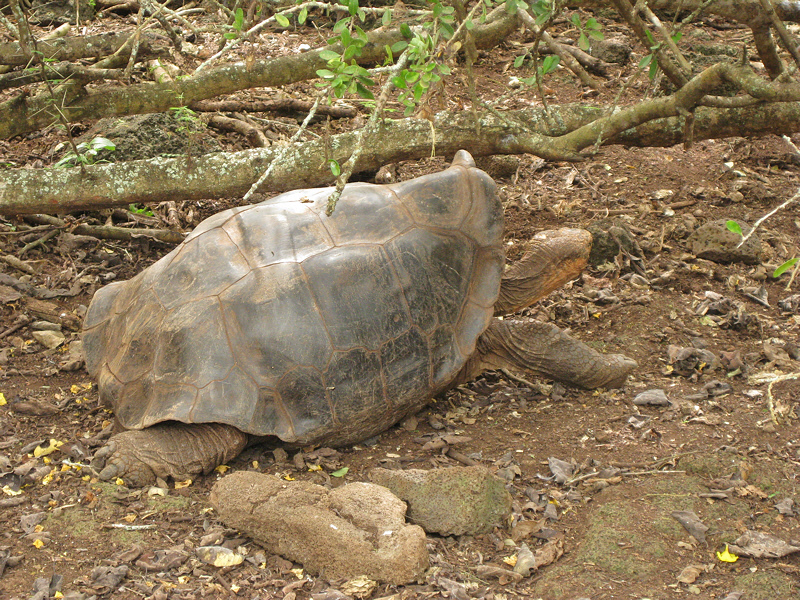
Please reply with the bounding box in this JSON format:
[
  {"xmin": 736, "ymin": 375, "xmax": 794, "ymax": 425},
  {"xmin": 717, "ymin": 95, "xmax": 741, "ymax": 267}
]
[{"xmin": 633, "ymin": 389, "xmax": 672, "ymax": 406}]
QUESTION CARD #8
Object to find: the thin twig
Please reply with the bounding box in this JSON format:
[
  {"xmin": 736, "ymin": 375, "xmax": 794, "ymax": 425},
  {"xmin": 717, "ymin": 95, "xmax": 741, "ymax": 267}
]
[
  {"xmin": 242, "ymin": 90, "xmax": 325, "ymax": 204},
  {"xmin": 749, "ymin": 371, "xmax": 800, "ymax": 424},
  {"xmin": 325, "ymin": 49, "xmax": 411, "ymax": 215},
  {"xmin": 516, "ymin": 8, "xmax": 600, "ymax": 90}
]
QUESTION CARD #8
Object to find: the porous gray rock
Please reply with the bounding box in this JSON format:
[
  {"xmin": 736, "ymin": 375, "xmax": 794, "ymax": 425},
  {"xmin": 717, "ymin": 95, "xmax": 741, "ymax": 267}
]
[
  {"xmin": 370, "ymin": 466, "xmax": 511, "ymax": 536},
  {"xmin": 589, "ymin": 37, "xmax": 632, "ymax": 64},
  {"xmin": 688, "ymin": 219, "xmax": 761, "ymax": 264},
  {"xmin": 32, "ymin": 330, "xmax": 65, "ymax": 349},
  {"xmin": 210, "ymin": 471, "xmax": 428, "ymax": 584}
]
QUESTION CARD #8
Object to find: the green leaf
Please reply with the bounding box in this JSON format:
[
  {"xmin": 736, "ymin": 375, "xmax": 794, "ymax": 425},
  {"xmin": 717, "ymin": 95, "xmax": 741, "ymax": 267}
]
[
  {"xmin": 316, "ymin": 69, "xmax": 336, "ymax": 79},
  {"xmin": 355, "ymin": 81, "xmax": 374, "ymax": 99},
  {"xmin": 437, "ymin": 64, "xmax": 451, "ymax": 75},
  {"xmin": 347, "ymin": 0, "xmax": 358, "ymax": 16},
  {"xmin": 223, "ymin": 32, "xmax": 237, "ymax": 40},
  {"xmin": 638, "ymin": 54, "xmax": 653, "ymax": 69},
  {"xmin": 233, "ymin": 7, "xmax": 244, "ymax": 30},
  {"xmin": 570, "ymin": 13, "xmax": 581, "ymax": 27},
  {"xmin": 275, "ymin": 12, "xmax": 290, "ymax": 27},
  {"xmin": 319, "ymin": 49, "xmax": 341, "ymax": 61},
  {"xmin": 541, "ymin": 54, "xmax": 559, "ymax": 74},
  {"xmin": 400, "ymin": 22, "xmax": 413, "ymax": 39},
  {"xmin": 672, "ymin": 32, "xmax": 683, "ymax": 43},
  {"xmin": 329, "ymin": 160, "xmax": 341, "ymax": 177},
  {"xmin": 725, "ymin": 220, "xmax": 743, "ymax": 236},
  {"xmin": 331, "ymin": 467, "xmax": 349, "ymax": 477},
  {"xmin": 578, "ymin": 32, "xmax": 589, "ymax": 51},
  {"xmin": 333, "ymin": 17, "xmax": 350, "ymax": 34},
  {"xmin": 514, "ymin": 55, "xmax": 525, "ymax": 68},
  {"xmin": 505, "ymin": 0, "xmax": 518, "ymax": 14},
  {"xmin": 392, "ymin": 75, "xmax": 407, "ymax": 89},
  {"xmin": 465, "ymin": 18, "xmax": 474, "ymax": 30},
  {"xmin": 391, "ymin": 40, "xmax": 408, "ymax": 53},
  {"xmin": 589, "ymin": 29, "xmax": 604, "ymax": 41},
  {"xmin": 382, "ymin": 8, "xmax": 391, "ymax": 27},
  {"xmin": 773, "ymin": 257, "xmax": 798, "ymax": 277},
  {"xmin": 343, "ymin": 44, "xmax": 359, "ymax": 61},
  {"xmin": 298, "ymin": 6, "xmax": 308, "ymax": 24},
  {"xmin": 89, "ymin": 137, "xmax": 115, "ymax": 151}
]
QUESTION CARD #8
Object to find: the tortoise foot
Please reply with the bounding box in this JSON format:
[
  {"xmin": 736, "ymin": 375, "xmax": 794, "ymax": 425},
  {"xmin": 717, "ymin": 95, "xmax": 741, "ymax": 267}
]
[
  {"xmin": 91, "ymin": 423, "xmax": 248, "ymax": 487},
  {"xmin": 474, "ymin": 319, "xmax": 637, "ymax": 389}
]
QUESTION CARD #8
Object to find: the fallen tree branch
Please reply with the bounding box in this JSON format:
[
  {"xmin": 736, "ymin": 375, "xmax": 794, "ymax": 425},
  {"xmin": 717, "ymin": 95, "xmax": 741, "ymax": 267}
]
[
  {"xmin": 0, "ymin": 11, "xmax": 519, "ymax": 140},
  {"xmin": 3, "ymin": 99, "xmax": 800, "ymax": 215},
  {"xmin": 189, "ymin": 99, "xmax": 358, "ymax": 119},
  {"xmin": 22, "ymin": 214, "xmax": 185, "ymax": 243},
  {"xmin": 0, "ymin": 31, "xmax": 168, "ymax": 67}
]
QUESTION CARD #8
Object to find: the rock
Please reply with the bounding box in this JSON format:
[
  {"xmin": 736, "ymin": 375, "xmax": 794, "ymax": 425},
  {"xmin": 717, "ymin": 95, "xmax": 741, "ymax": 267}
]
[
  {"xmin": 589, "ymin": 37, "xmax": 632, "ymax": 64},
  {"xmin": 370, "ymin": 466, "xmax": 511, "ymax": 536},
  {"xmin": 210, "ymin": 471, "xmax": 428, "ymax": 584},
  {"xmin": 687, "ymin": 219, "xmax": 761, "ymax": 264},
  {"xmin": 77, "ymin": 112, "xmax": 222, "ymax": 163},
  {"xmin": 633, "ymin": 389, "xmax": 672, "ymax": 406},
  {"xmin": 31, "ymin": 330, "xmax": 65, "ymax": 349},
  {"xmin": 59, "ymin": 339, "xmax": 84, "ymax": 371},
  {"xmin": 196, "ymin": 546, "xmax": 244, "ymax": 567}
]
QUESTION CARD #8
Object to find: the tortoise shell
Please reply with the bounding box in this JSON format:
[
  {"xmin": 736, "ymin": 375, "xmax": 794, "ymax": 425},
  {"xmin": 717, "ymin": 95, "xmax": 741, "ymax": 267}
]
[{"xmin": 82, "ymin": 152, "xmax": 504, "ymax": 446}]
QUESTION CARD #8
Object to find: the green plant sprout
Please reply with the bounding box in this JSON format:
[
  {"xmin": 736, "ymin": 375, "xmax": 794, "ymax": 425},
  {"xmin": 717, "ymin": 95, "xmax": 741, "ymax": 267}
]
[
  {"xmin": 129, "ymin": 204, "xmax": 155, "ymax": 217},
  {"xmin": 224, "ymin": 8, "xmax": 245, "ymax": 40},
  {"xmin": 569, "ymin": 13, "xmax": 604, "ymax": 51},
  {"xmin": 53, "ymin": 137, "xmax": 115, "ymax": 168}
]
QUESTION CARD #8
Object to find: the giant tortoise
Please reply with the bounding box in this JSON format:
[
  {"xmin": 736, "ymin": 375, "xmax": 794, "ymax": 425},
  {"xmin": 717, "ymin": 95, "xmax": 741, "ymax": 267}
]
[{"xmin": 84, "ymin": 151, "xmax": 636, "ymax": 486}]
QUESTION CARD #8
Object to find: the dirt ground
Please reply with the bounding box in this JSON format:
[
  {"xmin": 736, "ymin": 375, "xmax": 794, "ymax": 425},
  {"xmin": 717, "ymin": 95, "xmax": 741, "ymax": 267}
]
[{"xmin": 1, "ymin": 5, "xmax": 799, "ymax": 600}]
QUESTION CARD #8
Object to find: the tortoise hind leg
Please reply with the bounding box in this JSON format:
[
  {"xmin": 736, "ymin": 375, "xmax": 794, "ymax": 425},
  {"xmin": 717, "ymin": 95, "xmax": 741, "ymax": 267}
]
[
  {"xmin": 91, "ymin": 423, "xmax": 248, "ymax": 487},
  {"xmin": 463, "ymin": 319, "xmax": 636, "ymax": 389}
]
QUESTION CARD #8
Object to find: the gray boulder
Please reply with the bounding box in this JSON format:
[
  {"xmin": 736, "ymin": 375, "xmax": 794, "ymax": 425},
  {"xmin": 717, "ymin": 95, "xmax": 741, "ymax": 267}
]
[
  {"xmin": 210, "ymin": 471, "xmax": 428, "ymax": 584},
  {"xmin": 688, "ymin": 219, "xmax": 761, "ymax": 264},
  {"xmin": 370, "ymin": 466, "xmax": 511, "ymax": 536}
]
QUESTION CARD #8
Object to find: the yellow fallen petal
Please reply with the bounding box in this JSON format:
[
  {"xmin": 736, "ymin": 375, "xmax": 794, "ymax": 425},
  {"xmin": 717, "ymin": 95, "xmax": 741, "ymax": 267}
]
[
  {"xmin": 174, "ymin": 479, "xmax": 192, "ymax": 489},
  {"xmin": 717, "ymin": 544, "xmax": 739, "ymax": 563},
  {"xmin": 503, "ymin": 555, "xmax": 517, "ymax": 567},
  {"xmin": 115, "ymin": 478, "xmax": 125, "ymax": 486},
  {"xmin": 33, "ymin": 538, "xmax": 44, "ymax": 548},
  {"xmin": 0, "ymin": 392, "xmax": 6, "ymax": 406},
  {"xmin": 33, "ymin": 439, "xmax": 64, "ymax": 458},
  {"xmin": 214, "ymin": 465, "xmax": 230, "ymax": 474},
  {"xmin": 2, "ymin": 485, "xmax": 22, "ymax": 496}
]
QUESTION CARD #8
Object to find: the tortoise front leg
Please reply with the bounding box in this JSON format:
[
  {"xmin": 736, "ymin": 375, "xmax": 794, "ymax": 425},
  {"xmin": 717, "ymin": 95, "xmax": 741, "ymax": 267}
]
[
  {"xmin": 462, "ymin": 319, "xmax": 636, "ymax": 389},
  {"xmin": 91, "ymin": 423, "xmax": 248, "ymax": 487}
]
